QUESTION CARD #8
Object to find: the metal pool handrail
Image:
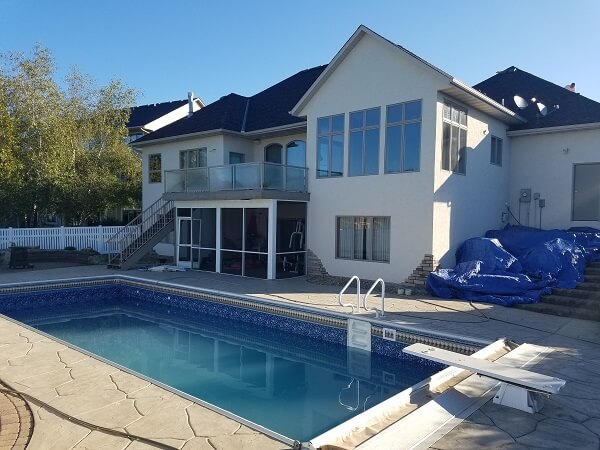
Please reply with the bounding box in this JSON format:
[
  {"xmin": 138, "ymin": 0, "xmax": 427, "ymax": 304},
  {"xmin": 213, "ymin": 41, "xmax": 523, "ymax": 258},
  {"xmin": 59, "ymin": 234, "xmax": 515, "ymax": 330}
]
[
  {"xmin": 363, "ymin": 278, "xmax": 385, "ymax": 318},
  {"xmin": 338, "ymin": 275, "xmax": 361, "ymax": 313}
]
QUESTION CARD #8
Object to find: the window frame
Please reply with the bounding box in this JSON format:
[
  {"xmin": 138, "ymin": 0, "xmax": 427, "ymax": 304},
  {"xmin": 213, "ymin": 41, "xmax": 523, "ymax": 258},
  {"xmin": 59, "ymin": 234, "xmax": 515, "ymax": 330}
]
[
  {"xmin": 148, "ymin": 153, "xmax": 162, "ymax": 183},
  {"xmin": 490, "ymin": 135, "xmax": 503, "ymax": 166},
  {"xmin": 441, "ymin": 101, "xmax": 468, "ymax": 175},
  {"xmin": 179, "ymin": 148, "xmax": 207, "ymax": 170},
  {"xmin": 348, "ymin": 107, "xmax": 381, "ymax": 177},
  {"xmin": 316, "ymin": 114, "xmax": 345, "ymax": 178},
  {"xmin": 385, "ymin": 99, "xmax": 423, "ymax": 173},
  {"xmin": 335, "ymin": 216, "xmax": 391, "ymax": 263}
]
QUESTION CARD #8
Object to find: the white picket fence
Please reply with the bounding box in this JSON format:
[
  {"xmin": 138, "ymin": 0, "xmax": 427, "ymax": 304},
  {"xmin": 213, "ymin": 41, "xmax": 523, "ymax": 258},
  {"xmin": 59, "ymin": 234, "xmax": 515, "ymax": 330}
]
[{"xmin": 0, "ymin": 226, "xmax": 127, "ymax": 254}]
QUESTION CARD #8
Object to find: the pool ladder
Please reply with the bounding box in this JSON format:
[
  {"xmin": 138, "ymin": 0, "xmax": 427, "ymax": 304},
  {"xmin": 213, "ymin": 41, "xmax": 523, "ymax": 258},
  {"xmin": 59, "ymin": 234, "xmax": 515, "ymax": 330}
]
[{"xmin": 338, "ymin": 276, "xmax": 385, "ymax": 317}]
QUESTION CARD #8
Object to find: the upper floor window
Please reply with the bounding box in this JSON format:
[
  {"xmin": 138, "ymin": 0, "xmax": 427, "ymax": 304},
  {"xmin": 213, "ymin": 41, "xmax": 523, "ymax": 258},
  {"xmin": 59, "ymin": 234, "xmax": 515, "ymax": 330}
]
[
  {"xmin": 148, "ymin": 154, "xmax": 162, "ymax": 183},
  {"xmin": 180, "ymin": 148, "xmax": 207, "ymax": 169},
  {"xmin": 441, "ymin": 102, "xmax": 467, "ymax": 174},
  {"xmin": 490, "ymin": 136, "xmax": 503, "ymax": 166},
  {"xmin": 385, "ymin": 100, "xmax": 422, "ymax": 173},
  {"xmin": 265, "ymin": 144, "xmax": 283, "ymax": 164},
  {"xmin": 229, "ymin": 152, "xmax": 245, "ymax": 164},
  {"xmin": 349, "ymin": 107, "xmax": 380, "ymax": 176},
  {"xmin": 317, "ymin": 114, "xmax": 344, "ymax": 177},
  {"xmin": 286, "ymin": 140, "xmax": 306, "ymax": 167}
]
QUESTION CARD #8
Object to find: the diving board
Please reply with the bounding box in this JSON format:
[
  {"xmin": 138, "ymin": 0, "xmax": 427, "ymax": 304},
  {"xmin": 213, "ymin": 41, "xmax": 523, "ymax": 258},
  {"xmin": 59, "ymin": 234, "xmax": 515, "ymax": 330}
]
[{"xmin": 403, "ymin": 343, "xmax": 565, "ymax": 413}]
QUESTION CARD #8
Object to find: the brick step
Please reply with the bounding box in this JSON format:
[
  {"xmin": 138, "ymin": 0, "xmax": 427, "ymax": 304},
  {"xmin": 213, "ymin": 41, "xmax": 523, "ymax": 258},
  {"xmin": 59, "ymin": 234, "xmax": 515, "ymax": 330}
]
[
  {"xmin": 540, "ymin": 295, "xmax": 600, "ymax": 311},
  {"xmin": 552, "ymin": 288, "xmax": 600, "ymax": 300},
  {"xmin": 517, "ymin": 302, "xmax": 600, "ymax": 321}
]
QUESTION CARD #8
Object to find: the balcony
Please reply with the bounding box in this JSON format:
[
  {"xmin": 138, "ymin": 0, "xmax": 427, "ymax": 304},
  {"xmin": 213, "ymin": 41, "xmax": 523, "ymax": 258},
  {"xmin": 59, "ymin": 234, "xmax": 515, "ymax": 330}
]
[{"xmin": 164, "ymin": 162, "xmax": 309, "ymax": 201}]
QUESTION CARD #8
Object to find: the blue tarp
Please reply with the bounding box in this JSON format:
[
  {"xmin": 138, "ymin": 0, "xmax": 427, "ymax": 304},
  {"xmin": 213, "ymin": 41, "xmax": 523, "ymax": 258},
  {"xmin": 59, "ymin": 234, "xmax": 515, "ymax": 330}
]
[{"xmin": 427, "ymin": 225, "xmax": 600, "ymax": 306}]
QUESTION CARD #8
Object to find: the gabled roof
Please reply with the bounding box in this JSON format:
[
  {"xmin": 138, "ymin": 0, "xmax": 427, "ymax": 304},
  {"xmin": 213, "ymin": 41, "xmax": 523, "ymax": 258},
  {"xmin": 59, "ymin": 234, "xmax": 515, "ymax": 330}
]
[
  {"xmin": 135, "ymin": 66, "xmax": 326, "ymax": 144},
  {"xmin": 290, "ymin": 25, "xmax": 524, "ymax": 125},
  {"xmin": 127, "ymin": 100, "xmax": 188, "ymax": 129},
  {"xmin": 290, "ymin": 25, "xmax": 451, "ymax": 117},
  {"xmin": 474, "ymin": 67, "xmax": 600, "ymax": 131}
]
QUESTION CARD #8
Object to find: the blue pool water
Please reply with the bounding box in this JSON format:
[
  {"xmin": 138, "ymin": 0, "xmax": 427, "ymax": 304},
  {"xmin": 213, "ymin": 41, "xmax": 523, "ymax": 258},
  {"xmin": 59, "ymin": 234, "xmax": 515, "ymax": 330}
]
[{"xmin": 0, "ymin": 284, "xmax": 444, "ymax": 441}]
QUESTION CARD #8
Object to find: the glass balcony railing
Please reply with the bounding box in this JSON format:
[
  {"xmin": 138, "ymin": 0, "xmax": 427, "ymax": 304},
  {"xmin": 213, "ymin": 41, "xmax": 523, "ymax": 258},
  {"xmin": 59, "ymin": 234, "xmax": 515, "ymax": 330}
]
[{"xmin": 164, "ymin": 162, "xmax": 308, "ymax": 194}]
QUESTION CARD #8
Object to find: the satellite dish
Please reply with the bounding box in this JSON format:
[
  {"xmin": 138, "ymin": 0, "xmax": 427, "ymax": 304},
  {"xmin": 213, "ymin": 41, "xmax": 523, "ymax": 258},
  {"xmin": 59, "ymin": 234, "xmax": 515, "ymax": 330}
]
[
  {"xmin": 513, "ymin": 95, "xmax": 529, "ymax": 109},
  {"xmin": 537, "ymin": 103, "xmax": 548, "ymax": 116}
]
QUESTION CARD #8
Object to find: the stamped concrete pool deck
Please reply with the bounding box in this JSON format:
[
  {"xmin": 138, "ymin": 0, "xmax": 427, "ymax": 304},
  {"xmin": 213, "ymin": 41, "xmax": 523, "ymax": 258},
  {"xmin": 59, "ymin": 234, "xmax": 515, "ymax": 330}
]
[{"xmin": 0, "ymin": 264, "xmax": 599, "ymax": 449}]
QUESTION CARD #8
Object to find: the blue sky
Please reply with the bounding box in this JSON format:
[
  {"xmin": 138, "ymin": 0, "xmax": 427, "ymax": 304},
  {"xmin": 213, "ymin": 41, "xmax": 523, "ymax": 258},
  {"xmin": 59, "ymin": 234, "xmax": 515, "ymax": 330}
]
[{"xmin": 1, "ymin": 1, "xmax": 599, "ymax": 105}]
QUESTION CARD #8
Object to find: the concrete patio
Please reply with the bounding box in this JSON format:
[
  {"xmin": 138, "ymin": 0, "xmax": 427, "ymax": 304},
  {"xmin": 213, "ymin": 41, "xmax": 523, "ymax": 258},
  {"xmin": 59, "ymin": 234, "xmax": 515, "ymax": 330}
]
[{"xmin": 0, "ymin": 264, "xmax": 598, "ymax": 449}]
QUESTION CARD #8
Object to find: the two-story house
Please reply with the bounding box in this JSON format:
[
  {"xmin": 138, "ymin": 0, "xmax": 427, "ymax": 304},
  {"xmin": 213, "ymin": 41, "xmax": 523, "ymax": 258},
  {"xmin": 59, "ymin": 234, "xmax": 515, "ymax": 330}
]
[{"xmin": 111, "ymin": 26, "xmax": 600, "ymax": 284}]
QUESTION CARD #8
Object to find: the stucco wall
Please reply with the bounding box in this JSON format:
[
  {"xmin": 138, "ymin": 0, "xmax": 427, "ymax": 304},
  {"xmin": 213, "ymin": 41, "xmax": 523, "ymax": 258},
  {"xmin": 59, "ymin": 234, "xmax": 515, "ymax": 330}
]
[
  {"xmin": 509, "ymin": 128, "xmax": 600, "ymax": 229},
  {"xmin": 139, "ymin": 135, "xmax": 225, "ymax": 210},
  {"xmin": 297, "ymin": 33, "xmax": 449, "ymax": 283},
  {"xmin": 432, "ymin": 94, "xmax": 511, "ymax": 268}
]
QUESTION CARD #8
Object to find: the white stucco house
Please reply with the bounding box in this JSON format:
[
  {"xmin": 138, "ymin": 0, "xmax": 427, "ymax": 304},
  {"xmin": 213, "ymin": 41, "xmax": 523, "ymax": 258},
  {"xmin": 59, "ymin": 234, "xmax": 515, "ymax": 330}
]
[{"xmin": 111, "ymin": 26, "xmax": 600, "ymax": 284}]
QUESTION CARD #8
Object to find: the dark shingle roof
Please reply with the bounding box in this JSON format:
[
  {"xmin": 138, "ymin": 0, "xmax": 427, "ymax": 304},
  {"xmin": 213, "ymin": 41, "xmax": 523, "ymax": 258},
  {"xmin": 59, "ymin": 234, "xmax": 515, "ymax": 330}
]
[
  {"xmin": 244, "ymin": 65, "xmax": 327, "ymax": 132},
  {"xmin": 127, "ymin": 100, "xmax": 188, "ymax": 129},
  {"xmin": 474, "ymin": 67, "xmax": 600, "ymax": 130},
  {"xmin": 136, "ymin": 65, "xmax": 326, "ymax": 143}
]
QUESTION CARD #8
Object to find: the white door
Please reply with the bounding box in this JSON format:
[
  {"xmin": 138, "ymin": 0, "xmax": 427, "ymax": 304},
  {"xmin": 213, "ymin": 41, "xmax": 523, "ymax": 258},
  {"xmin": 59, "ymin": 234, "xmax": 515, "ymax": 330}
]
[{"xmin": 177, "ymin": 217, "xmax": 192, "ymax": 268}]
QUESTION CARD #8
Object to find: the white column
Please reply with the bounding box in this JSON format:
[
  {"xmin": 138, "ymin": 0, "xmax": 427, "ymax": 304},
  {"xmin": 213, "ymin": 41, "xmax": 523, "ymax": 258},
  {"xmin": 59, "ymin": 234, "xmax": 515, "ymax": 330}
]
[
  {"xmin": 215, "ymin": 206, "xmax": 222, "ymax": 273},
  {"xmin": 267, "ymin": 200, "xmax": 277, "ymax": 279}
]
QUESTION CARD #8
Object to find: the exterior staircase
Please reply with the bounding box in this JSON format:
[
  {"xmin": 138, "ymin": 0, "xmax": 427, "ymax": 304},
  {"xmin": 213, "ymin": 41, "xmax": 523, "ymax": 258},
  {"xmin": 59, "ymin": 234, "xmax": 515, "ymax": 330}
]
[
  {"xmin": 107, "ymin": 197, "xmax": 175, "ymax": 270},
  {"xmin": 517, "ymin": 262, "xmax": 600, "ymax": 321}
]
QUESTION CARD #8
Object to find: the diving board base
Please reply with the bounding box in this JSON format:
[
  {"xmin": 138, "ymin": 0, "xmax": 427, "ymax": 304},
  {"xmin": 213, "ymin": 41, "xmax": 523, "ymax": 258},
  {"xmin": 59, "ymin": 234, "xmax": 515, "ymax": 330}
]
[{"xmin": 493, "ymin": 382, "xmax": 544, "ymax": 413}]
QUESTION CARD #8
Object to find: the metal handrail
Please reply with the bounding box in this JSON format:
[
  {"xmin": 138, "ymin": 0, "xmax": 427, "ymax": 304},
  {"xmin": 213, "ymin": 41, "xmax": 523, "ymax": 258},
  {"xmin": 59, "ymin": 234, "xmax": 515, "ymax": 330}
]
[
  {"xmin": 106, "ymin": 196, "xmax": 174, "ymax": 266},
  {"xmin": 338, "ymin": 275, "xmax": 361, "ymax": 314},
  {"xmin": 364, "ymin": 278, "xmax": 385, "ymax": 318}
]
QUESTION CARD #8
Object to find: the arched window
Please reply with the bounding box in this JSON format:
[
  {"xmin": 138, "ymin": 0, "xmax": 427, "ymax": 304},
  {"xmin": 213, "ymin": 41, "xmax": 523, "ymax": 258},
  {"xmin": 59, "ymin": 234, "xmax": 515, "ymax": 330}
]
[
  {"xmin": 264, "ymin": 144, "xmax": 283, "ymax": 164},
  {"xmin": 286, "ymin": 140, "xmax": 306, "ymax": 167}
]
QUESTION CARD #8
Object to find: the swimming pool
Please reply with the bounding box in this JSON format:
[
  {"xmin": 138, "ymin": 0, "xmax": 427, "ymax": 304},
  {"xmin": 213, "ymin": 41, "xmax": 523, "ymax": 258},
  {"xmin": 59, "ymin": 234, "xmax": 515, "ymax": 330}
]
[{"xmin": 0, "ymin": 277, "xmax": 476, "ymax": 444}]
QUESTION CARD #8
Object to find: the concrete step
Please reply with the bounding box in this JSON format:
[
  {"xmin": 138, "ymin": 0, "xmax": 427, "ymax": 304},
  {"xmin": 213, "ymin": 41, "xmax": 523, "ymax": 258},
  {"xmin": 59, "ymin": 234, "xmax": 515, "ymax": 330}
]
[
  {"xmin": 577, "ymin": 281, "xmax": 600, "ymax": 291},
  {"xmin": 584, "ymin": 274, "xmax": 600, "ymax": 283},
  {"xmin": 517, "ymin": 302, "xmax": 600, "ymax": 321},
  {"xmin": 540, "ymin": 295, "xmax": 600, "ymax": 311},
  {"xmin": 552, "ymin": 288, "xmax": 600, "ymax": 300},
  {"xmin": 585, "ymin": 266, "xmax": 600, "ymax": 275},
  {"xmin": 589, "ymin": 261, "xmax": 600, "ymax": 269}
]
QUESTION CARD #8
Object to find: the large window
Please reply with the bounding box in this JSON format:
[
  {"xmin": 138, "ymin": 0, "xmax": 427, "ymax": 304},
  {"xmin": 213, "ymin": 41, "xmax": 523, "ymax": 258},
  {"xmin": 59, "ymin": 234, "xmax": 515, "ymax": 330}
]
[
  {"xmin": 148, "ymin": 154, "xmax": 162, "ymax": 183},
  {"xmin": 221, "ymin": 208, "xmax": 269, "ymax": 278},
  {"xmin": 490, "ymin": 136, "xmax": 503, "ymax": 166},
  {"xmin": 441, "ymin": 103, "xmax": 467, "ymax": 174},
  {"xmin": 336, "ymin": 216, "xmax": 390, "ymax": 262},
  {"xmin": 385, "ymin": 100, "xmax": 422, "ymax": 173},
  {"xmin": 177, "ymin": 208, "xmax": 216, "ymax": 271},
  {"xmin": 349, "ymin": 107, "xmax": 380, "ymax": 176},
  {"xmin": 276, "ymin": 201, "xmax": 307, "ymax": 278},
  {"xmin": 573, "ymin": 163, "xmax": 600, "ymax": 221},
  {"xmin": 286, "ymin": 140, "xmax": 306, "ymax": 167},
  {"xmin": 317, "ymin": 114, "xmax": 344, "ymax": 177},
  {"xmin": 180, "ymin": 148, "xmax": 207, "ymax": 169}
]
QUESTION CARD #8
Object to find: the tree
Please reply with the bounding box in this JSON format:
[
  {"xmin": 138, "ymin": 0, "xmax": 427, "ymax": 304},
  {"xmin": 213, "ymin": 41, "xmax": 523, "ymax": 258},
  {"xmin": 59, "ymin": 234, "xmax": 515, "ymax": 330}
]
[{"xmin": 0, "ymin": 46, "xmax": 140, "ymax": 226}]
